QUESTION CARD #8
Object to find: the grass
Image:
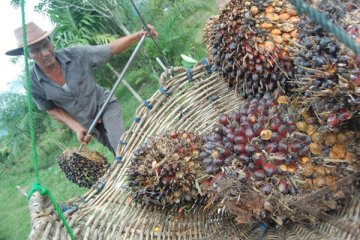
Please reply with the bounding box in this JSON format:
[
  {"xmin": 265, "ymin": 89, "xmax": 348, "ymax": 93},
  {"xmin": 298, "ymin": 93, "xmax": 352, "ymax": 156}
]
[{"xmin": 0, "ymin": 1, "xmax": 217, "ymax": 239}]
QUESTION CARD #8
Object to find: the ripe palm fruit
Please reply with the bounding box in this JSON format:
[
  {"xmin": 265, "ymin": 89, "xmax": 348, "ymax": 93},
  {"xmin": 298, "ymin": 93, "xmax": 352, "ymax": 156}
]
[
  {"xmin": 127, "ymin": 131, "xmax": 206, "ymax": 207},
  {"xmin": 57, "ymin": 148, "xmax": 109, "ymax": 188},
  {"xmin": 204, "ymin": 0, "xmax": 298, "ymax": 99},
  {"xmin": 293, "ymin": 0, "xmax": 360, "ymax": 127},
  {"xmin": 201, "ymin": 93, "xmax": 311, "ymax": 193}
]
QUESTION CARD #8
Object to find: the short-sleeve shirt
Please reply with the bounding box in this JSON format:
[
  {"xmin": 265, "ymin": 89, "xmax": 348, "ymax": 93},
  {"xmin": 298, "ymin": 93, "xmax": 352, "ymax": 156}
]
[{"xmin": 30, "ymin": 45, "xmax": 117, "ymax": 128}]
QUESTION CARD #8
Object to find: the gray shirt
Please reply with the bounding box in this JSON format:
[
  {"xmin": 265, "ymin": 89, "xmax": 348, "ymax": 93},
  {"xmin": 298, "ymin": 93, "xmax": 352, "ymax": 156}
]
[{"xmin": 30, "ymin": 45, "xmax": 117, "ymax": 128}]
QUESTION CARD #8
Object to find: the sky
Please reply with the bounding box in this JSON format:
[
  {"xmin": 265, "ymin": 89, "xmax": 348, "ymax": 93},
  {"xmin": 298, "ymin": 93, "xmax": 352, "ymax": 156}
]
[{"xmin": 0, "ymin": 1, "xmax": 53, "ymax": 93}]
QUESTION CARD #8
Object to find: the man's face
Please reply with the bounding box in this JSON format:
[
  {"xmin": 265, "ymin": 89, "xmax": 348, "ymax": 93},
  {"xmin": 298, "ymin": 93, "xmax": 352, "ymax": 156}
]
[{"xmin": 28, "ymin": 38, "xmax": 56, "ymax": 68}]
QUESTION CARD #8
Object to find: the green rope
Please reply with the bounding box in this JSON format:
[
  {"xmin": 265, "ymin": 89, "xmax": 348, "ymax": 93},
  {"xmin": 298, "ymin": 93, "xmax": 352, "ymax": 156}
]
[
  {"xmin": 20, "ymin": 0, "xmax": 75, "ymax": 239},
  {"xmin": 290, "ymin": 0, "xmax": 360, "ymax": 55}
]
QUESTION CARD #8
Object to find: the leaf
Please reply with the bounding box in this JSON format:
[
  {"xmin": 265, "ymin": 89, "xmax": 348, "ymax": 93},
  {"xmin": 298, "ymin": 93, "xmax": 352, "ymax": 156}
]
[{"xmin": 180, "ymin": 54, "xmax": 197, "ymax": 63}]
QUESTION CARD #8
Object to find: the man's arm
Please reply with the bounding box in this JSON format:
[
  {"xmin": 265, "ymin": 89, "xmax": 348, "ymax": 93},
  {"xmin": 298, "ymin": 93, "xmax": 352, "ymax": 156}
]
[
  {"xmin": 47, "ymin": 107, "xmax": 91, "ymax": 145},
  {"xmin": 109, "ymin": 24, "xmax": 158, "ymax": 56}
]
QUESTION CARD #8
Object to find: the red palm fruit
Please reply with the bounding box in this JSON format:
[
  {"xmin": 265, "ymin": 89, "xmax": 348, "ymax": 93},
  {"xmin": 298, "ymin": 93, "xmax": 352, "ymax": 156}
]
[
  {"xmin": 245, "ymin": 128, "xmax": 255, "ymax": 140},
  {"xmin": 278, "ymin": 125, "xmax": 288, "ymax": 137},
  {"xmin": 203, "ymin": 157, "xmax": 213, "ymax": 166},
  {"xmin": 245, "ymin": 144, "xmax": 256, "ymax": 154},
  {"xmin": 253, "ymin": 153, "xmax": 266, "ymax": 166},
  {"xmin": 235, "ymin": 135, "xmax": 247, "ymax": 144},
  {"xmin": 219, "ymin": 147, "xmax": 232, "ymax": 157},
  {"xmin": 298, "ymin": 134, "xmax": 311, "ymax": 146},
  {"xmin": 337, "ymin": 110, "xmax": 351, "ymax": 121},
  {"xmin": 278, "ymin": 141, "xmax": 288, "ymax": 154},
  {"xmin": 235, "ymin": 126, "xmax": 246, "ymax": 136},
  {"xmin": 263, "ymin": 163, "xmax": 276, "ymax": 176},
  {"xmin": 271, "ymin": 132, "xmax": 282, "ymax": 142},
  {"xmin": 214, "ymin": 158, "xmax": 225, "ymax": 166},
  {"xmin": 327, "ymin": 115, "xmax": 339, "ymax": 127},
  {"xmin": 239, "ymin": 153, "xmax": 250, "ymax": 163},
  {"xmin": 290, "ymin": 142, "xmax": 302, "ymax": 152},
  {"xmin": 227, "ymin": 133, "xmax": 236, "ymax": 143},
  {"xmin": 273, "ymin": 152, "xmax": 286, "ymax": 165},
  {"xmin": 213, "ymin": 125, "xmax": 224, "ymax": 136},
  {"xmin": 247, "ymin": 114, "xmax": 257, "ymax": 124},
  {"xmin": 225, "ymin": 126, "xmax": 236, "ymax": 135},
  {"xmin": 278, "ymin": 179, "xmax": 289, "ymax": 193},
  {"xmin": 298, "ymin": 146, "xmax": 310, "ymax": 157},
  {"xmin": 234, "ymin": 144, "xmax": 246, "ymax": 155},
  {"xmin": 254, "ymin": 169, "xmax": 266, "ymax": 180},
  {"xmin": 206, "ymin": 165, "xmax": 219, "ymax": 174},
  {"xmin": 253, "ymin": 123, "xmax": 263, "ymax": 136},
  {"xmin": 266, "ymin": 142, "xmax": 278, "ymax": 153},
  {"xmin": 219, "ymin": 114, "xmax": 230, "ymax": 126},
  {"xmin": 170, "ymin": 131, "xmax": 178, "ymax": 139},
  {"xmin": 261, "ymin": 184, "xmax": 272, "ymax": 194},
  {"xmin": 269, "ymin": 123, "xmax": 280, "ymax": 132},
  {"xmin": 282, "ymin": 116, "xmax": 294, "ymax": 126}
]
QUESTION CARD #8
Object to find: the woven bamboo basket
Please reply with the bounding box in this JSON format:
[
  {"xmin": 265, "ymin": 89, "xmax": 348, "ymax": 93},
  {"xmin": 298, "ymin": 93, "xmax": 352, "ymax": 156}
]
[{"xmin": 28, "ymin": 63, "xmax": 359, "ymax": 240}]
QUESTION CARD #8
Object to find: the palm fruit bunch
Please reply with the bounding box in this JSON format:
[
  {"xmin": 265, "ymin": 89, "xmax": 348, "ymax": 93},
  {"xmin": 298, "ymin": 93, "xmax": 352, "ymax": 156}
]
[
  {"xmin": 200, "ymin": 93, "xmax": 319, "ymax": 223},
  {"xmin": 57, "ymin": 148, "xmax": 109, "ymax": 188},
  {"xmin": 127, "ymin": 130, "xmax": 206, "ymax": 207},
  {"xmin": 295, "ymin": 119, "xmax": 360, "ymax": 192},
  {"xmin": 203, "ymin": 0, "xmax": 299, "ymax": 99},
  {"xmin": 292, "ymin": 0, "xmax": 360, "ymax": 128}
]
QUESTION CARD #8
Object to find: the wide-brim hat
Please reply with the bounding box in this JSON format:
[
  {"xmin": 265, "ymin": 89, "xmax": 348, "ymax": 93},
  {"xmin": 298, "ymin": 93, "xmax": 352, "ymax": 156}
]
[{"xmin": 5, "ymin": 21, "xmax": 54, "ymax": 56}]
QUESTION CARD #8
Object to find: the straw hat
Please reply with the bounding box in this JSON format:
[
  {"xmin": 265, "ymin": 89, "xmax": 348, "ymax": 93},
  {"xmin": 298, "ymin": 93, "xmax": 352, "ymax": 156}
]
[{"xmin": 5, "ymin": 22, "xmax": 54, "ymax": 56}]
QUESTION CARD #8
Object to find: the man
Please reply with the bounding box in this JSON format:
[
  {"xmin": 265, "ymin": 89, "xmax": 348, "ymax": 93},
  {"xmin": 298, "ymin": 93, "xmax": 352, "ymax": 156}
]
[{"xmin": 6, "ymin": 22, "xmax": 157, "ymax": 154}]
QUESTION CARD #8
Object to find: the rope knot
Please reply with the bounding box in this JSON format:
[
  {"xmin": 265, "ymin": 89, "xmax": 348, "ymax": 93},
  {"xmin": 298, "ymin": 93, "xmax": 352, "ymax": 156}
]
[{"xmin": 28, "ymin": 182, "xmax": 48, "ymax": 199}]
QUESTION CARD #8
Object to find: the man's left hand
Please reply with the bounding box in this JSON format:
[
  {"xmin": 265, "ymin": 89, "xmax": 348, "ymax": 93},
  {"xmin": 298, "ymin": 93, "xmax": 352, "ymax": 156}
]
[{"xmin": 140, "ymin": 24, "xmax": 158, "ymax": 38}]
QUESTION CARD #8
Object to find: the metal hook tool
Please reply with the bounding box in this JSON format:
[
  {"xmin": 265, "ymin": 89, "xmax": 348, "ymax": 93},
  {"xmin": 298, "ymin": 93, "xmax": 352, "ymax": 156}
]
[
  {"xmin": 78, "ymin": 34, "xmax": 147, "ymax": 151},
  {"xmin": 129, "ymin": 0, "xmax": 172, "ymax": 70}
]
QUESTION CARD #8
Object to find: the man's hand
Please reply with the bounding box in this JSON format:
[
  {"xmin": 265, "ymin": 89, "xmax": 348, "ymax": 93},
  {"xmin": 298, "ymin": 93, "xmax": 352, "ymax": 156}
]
[
  {"xmin": 139, "ymin": 24, "xmax": 158, "ymax": 38},
  {"xmin": 76, "ymin": 126, "xmax": 92, "ymax": 145}
]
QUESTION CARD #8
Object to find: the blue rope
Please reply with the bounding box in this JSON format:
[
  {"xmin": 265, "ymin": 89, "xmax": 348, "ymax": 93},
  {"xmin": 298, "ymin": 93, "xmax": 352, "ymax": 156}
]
[
  {"xmin": 208, "ymin": 95, "xmax": 219, "ymax": 102},
  {"xmin": 94, "ymin": 180, "xmax": 105, "ymax": 194},
  {"xmin": 159, "ymin": 86, "xmax": 170, "ymax": 95},
  {"xmin": 135, "ymin": 117, "xmax": 141, "ymax": 123},
  {"xmin": 114, "ymin": 156, "xmax": 122, "ymax": 162},
  {"xmin": 143, "ymin": 100, "xmax": 153, "ymax": 110},
  {"xmin": 290, "ymin": 0, "xmax": 360, "ymax": 55},
  {"xmin": 186, "ymin": 68, "xmax": 193, "ymax": 82},
  {"xmin": 118, "ymin": 140, "xmax": 128, "ymax": 145},
  {"xmin": 201, "ymin": 58, "xmax": 212, "ymax": 73}
]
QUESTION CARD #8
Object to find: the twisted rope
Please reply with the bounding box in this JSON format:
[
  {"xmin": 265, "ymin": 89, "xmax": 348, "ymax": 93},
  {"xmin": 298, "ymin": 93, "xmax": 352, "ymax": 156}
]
[
  {"xmin": 290, "ymin": 0, "xmax": 360, "ymax": 55},
  {"xmin": 20, "ymin": 0, "xmax": 74, "ymax": 238}
]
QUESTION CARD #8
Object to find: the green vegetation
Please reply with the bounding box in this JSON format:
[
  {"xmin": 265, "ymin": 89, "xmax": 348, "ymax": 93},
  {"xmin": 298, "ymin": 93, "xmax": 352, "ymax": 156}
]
[{"xmin": 1, "ymin": 0, "xmax": 217, "ymax": 239}]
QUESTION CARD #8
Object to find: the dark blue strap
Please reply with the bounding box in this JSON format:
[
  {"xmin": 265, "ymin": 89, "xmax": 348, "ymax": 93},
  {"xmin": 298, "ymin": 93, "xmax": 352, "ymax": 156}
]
[
  {"xmin": 159, "ymin": 86, "xmax": 170, "ymax": 95},
  {"xmin": 208, "ymin": 95, "xmax": 219, "ymax": 102},
  {"xmin": 253, "ymin": 222, "xmax": 268, "ymax": 240},
  {"xmin": 144, "ymin": 100, "xmax": 153, "ymax": 110},
  {"xmin": 60, "ymin": 204, "xmax": 78, "ymax": 213},
  {"xmin": 94, "ymin": 180, "xmax": 105, "ymax": 194},
  {"xmin": 201, "ymin": 58, "xmax": 212, "ymax": 73},
  {"xmin": 186, "ymin": 68, "xmax": 193, "ymax": 82},
  {"xmin": 118, "ymin": 140, "xmax": 128, "ymax": 145},
  {"xmin": 134, "ymin": 117, "xmax": 141, "ymax": 123}
]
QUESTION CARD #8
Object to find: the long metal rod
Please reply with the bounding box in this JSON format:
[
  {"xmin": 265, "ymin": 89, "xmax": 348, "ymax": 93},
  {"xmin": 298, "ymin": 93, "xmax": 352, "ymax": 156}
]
[
  {"xmin": 129, "ymin": 0, "xmax": 171, "ymax": 69},
  {"xmin": 79, "ymin": 34, "xmax": 147, "ymax": 151},
  {"xmin": 106, "ymin": 63, "xmax": 144, "ymax": 104}
]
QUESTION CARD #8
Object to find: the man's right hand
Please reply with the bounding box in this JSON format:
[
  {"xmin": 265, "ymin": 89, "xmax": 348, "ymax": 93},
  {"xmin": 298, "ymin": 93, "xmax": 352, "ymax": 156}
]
[
  {"xmin": 47, "ymin": 107, "xmax": 93, "ymax": 145},
  {"xmin": 76, "ymin": 127, "xmax": 92, "ymax": 145}
]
